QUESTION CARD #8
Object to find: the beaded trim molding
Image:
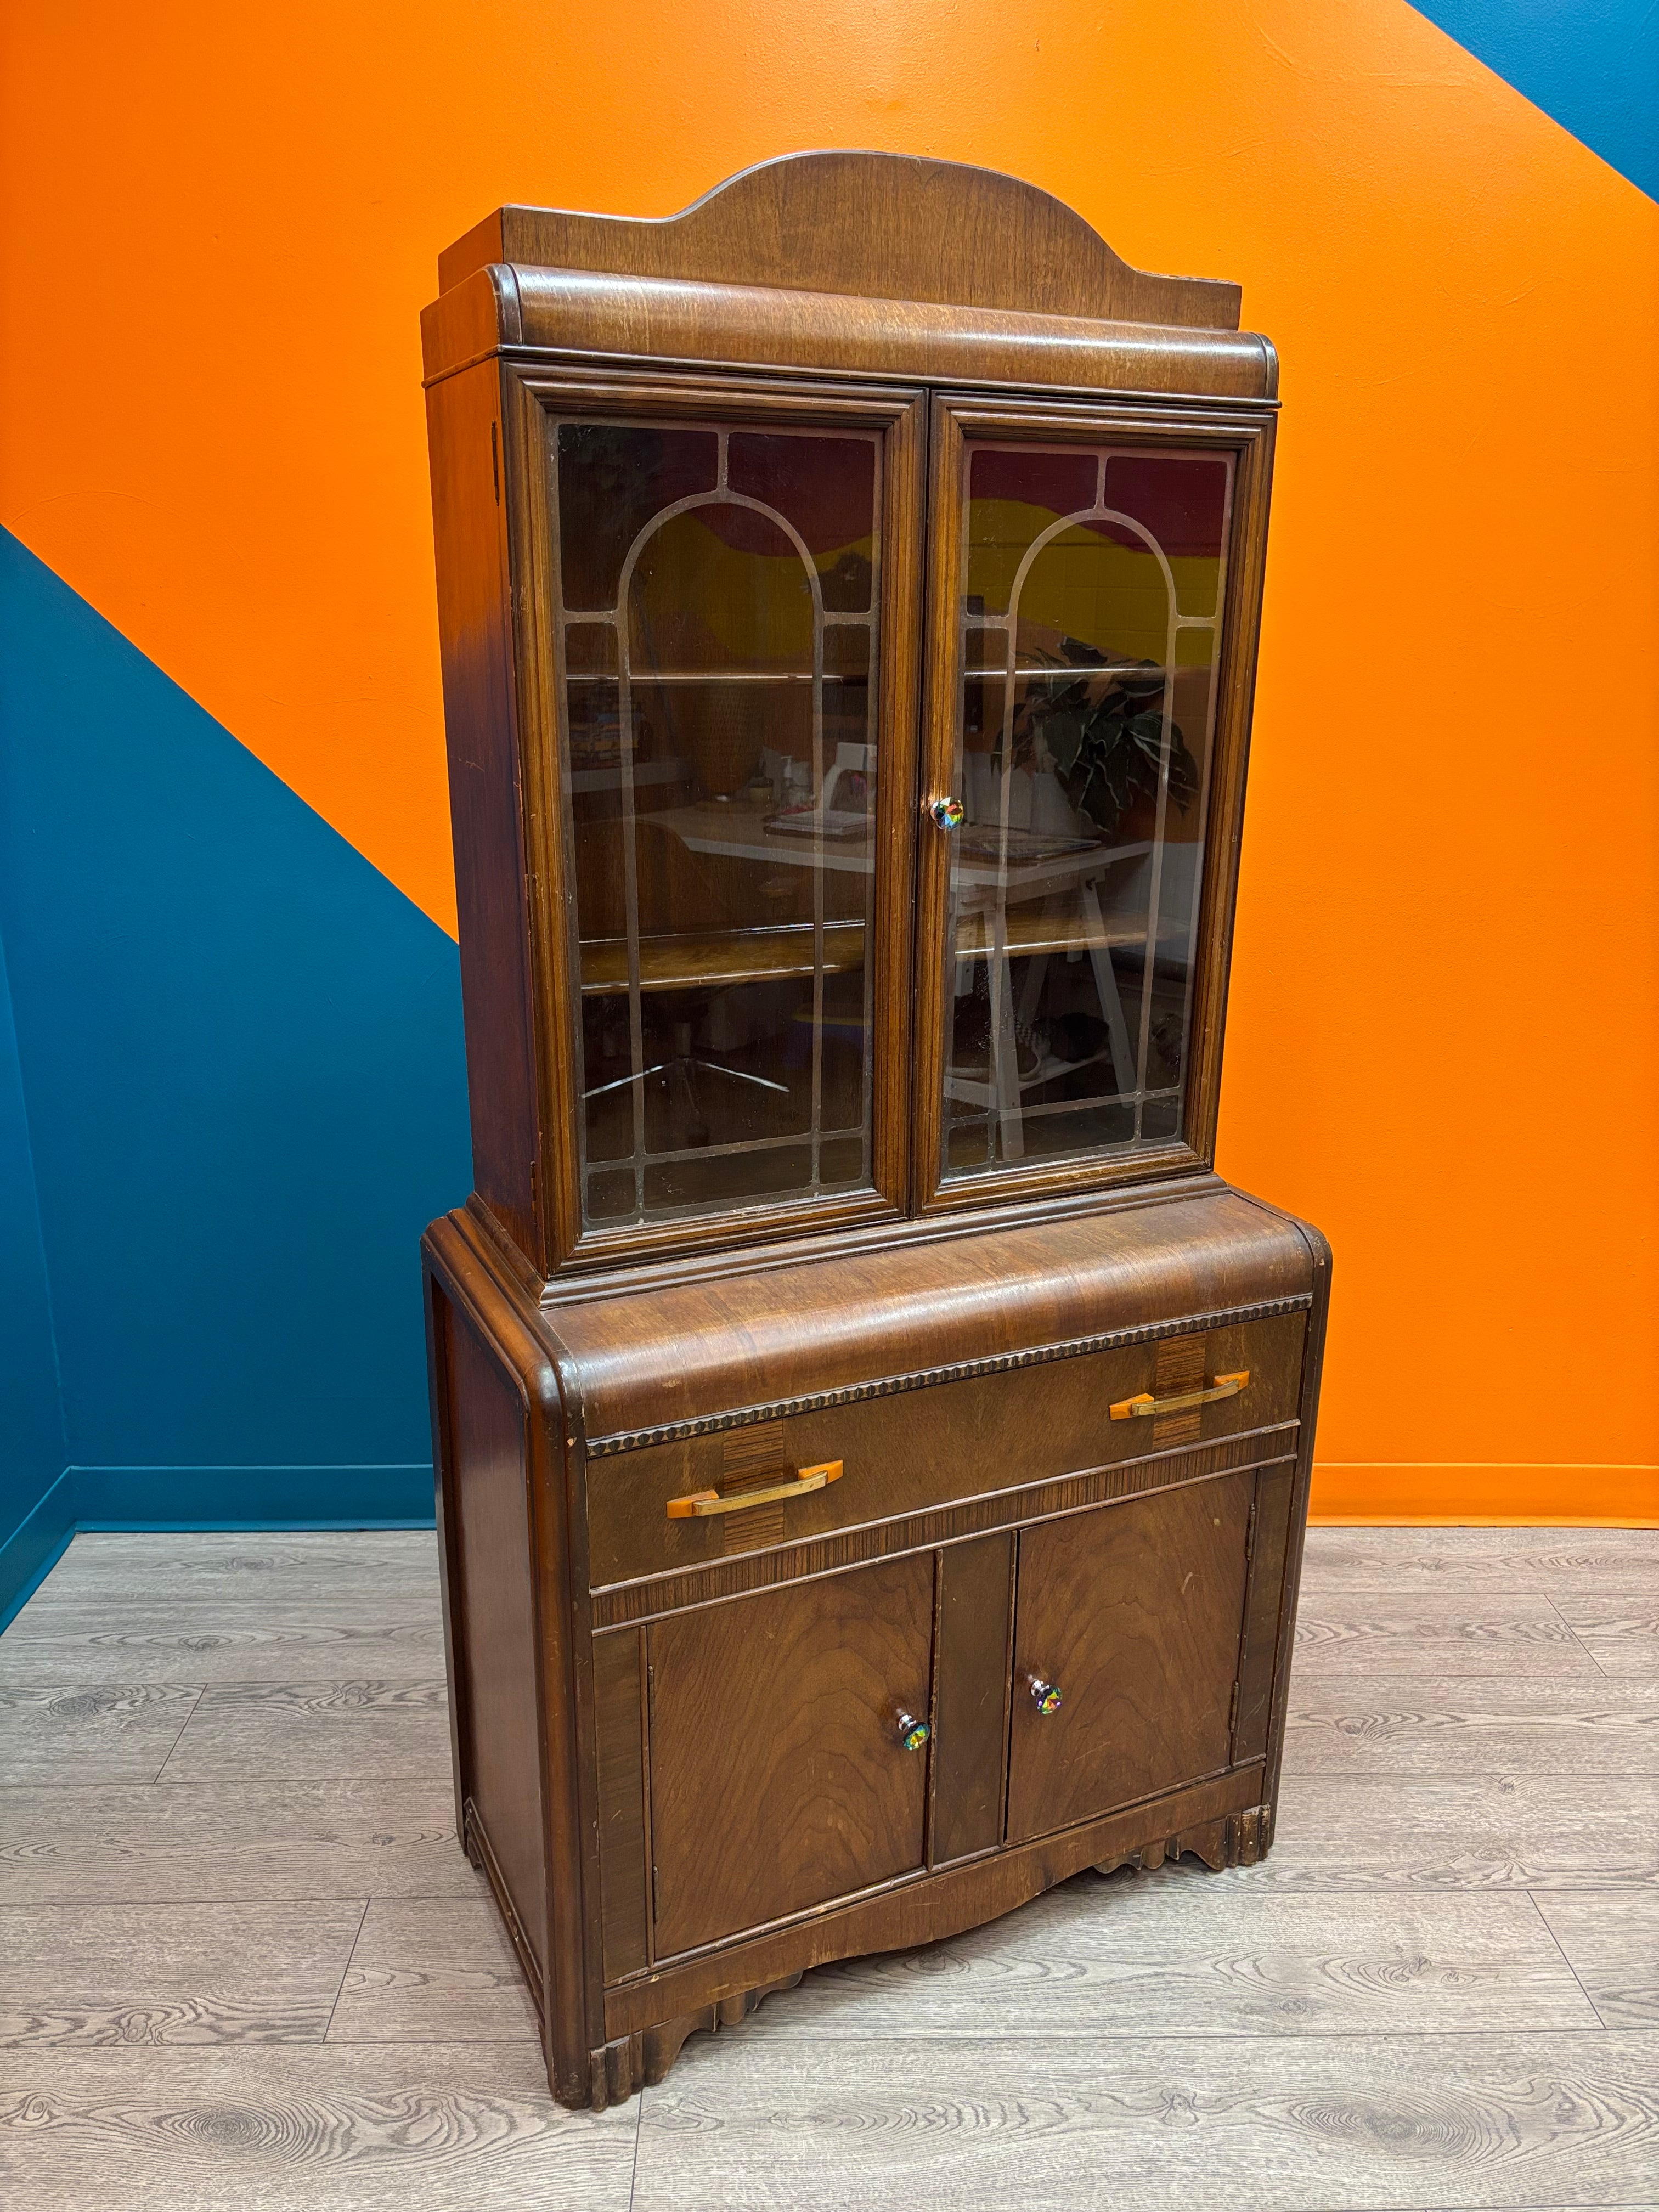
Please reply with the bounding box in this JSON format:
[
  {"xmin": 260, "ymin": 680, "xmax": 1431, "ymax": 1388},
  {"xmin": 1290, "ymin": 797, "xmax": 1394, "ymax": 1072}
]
[{"xmin": 582, "ymin": 1292, "xmax": 1313, "ymax": 1457}]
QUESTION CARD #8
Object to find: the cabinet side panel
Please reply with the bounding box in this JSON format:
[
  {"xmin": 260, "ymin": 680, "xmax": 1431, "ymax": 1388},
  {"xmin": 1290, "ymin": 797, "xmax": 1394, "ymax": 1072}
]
[
  {"xmin": 1233, "ymin": 1462, "xmax": 1295, "ymax": 1765},
  {"xmin": 1262, "ymin": 1218, "xmax": 1332, "ymax": 1823},
  {"xmin": 593, "ymin": 1627, "xmax": 649, "ymax": 1983},
  {"xmin": 447, "ymin": 1313, "xmax": 548, "ymax": 1966},
  {"xmin": 426, "ymin": 359, "xmax": 539, "ymax": 1258},
  {"xmin": 930, "ymin": 1532, "xmax": 1014, "ymax": 1864},
  {"xmin": 425, "ymin": 1274, "xmax": 471, "ymax": 1837}
]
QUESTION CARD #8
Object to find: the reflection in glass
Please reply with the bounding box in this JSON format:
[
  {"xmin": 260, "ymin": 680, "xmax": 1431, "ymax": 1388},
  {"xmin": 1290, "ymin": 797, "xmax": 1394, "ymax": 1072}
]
[
  {"xmin": 944, "ymin": 442, "xmax": 1233, "ymax": 1179},
  {"xmin": 556, "ymin": 417, "xmax": 881, "ymax": 1228}
]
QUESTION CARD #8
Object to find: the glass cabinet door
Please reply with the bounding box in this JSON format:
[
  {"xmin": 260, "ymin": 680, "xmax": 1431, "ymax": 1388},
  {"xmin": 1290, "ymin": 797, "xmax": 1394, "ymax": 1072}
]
[
  {"xmin": 920, "ymin": 403, "xmax": 1245, "ymax": 1195},
  {"xmin": 545, "ymin": 399, "xmax": 919, "ymax": 1238}
]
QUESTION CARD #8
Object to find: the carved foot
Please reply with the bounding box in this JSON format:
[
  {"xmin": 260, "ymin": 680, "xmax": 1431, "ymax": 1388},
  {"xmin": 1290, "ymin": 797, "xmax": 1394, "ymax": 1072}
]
[
  {"xmin": 459, "ymin": 1801, "xmax": 484, "ymax": 1868},
  {"xmin": 1224, "ymin": 1801, "xmax": 1273, "ymax": 1866},
  {"xmin": 1093, "ymin": 1803, "xmax": 1276, "ymax": 1881},
  {"xmin": 588, "ymin": 1971, "xmax": 805, "ymax": 2109},
  {"xmin": 1094, "ymin": 1813, "xmax": 1222, "ymax": 1877}
]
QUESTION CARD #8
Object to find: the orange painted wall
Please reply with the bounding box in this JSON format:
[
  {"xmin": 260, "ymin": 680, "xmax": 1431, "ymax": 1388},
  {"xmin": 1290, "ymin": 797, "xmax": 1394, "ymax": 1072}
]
[{"xmin": 2, "ymin": 1, "xmax": 1655, "ymax": 1520}]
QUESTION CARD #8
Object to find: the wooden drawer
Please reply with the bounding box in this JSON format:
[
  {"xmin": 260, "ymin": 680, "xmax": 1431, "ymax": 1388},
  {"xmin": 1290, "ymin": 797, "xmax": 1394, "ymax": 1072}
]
[{"xmin": 584, "ymin": 1308, "xmax": 1305, "ymax": 1593}]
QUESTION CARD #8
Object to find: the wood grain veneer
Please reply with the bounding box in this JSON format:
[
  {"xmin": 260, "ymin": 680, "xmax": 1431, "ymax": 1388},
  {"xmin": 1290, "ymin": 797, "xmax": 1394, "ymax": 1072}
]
[
  {"xmin": 929, "ymin": 1533, "xmax": 1015, "ymax": 1866},
  {"xmin": 647, "ymin": 1554, "xmax": 935, "ymax": 1957},
  {"xmin": 421, "ymin": 264, "xmax": 1276, "ymax": 400},
  {"xmin": 436, "ymin": 152, "xmax": 1245, "ymax": 328},
  {"xmin": 1008, "ymin": 1473, "xmax": 1254, "ymax": 1841}
]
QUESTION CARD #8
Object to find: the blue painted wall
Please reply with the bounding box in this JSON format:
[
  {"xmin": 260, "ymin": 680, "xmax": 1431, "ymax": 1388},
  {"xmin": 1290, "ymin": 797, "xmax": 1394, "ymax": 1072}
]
[
  {"xmin": 1413, "ymin": 0, "xmax": 1658, "ymax": 199},
  {"xmin": 0, "ymin": 926, "xmax": 69, "ymax": 1612},
  {"xmin": 0, "ymin": 529, "xmax": 472, "ymax": 1606}
]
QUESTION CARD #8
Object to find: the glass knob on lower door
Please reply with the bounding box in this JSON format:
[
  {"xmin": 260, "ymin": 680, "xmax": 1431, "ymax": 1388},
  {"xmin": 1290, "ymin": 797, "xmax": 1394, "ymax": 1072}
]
[
  {"xmin": 893, "ymin": 1709, "xmax": 931, "ymax": 1751},
  {"xmin": 1025, "ymin": 1675, "xmax": 1063, "ymax": 1716},
  {"xmin": 928, "ymin": 794, "xmax": 965, "ymax": 831}
]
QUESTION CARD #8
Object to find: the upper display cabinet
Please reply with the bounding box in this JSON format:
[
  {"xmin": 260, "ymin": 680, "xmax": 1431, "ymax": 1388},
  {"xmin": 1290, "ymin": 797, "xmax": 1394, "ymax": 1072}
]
[{"xmin": 422, "ymin": 152, "xmax": 1278, "ymax": 1284}]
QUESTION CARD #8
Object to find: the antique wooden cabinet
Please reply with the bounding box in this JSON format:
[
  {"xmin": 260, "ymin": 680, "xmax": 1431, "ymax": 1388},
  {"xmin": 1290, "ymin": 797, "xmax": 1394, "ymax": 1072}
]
[{"xmin": 419, "ymin": 151, "xmax": 1330, "ymax": 2110}]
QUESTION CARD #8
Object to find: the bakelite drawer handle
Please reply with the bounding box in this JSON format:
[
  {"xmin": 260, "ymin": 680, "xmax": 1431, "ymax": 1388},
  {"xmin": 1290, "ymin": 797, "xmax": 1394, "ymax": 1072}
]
[
  {"xmin": 1109, "ymin": 1371, "xmax": 1250, "ymax": 1421},
  {"xmin": 665, "ymin": 1460, "xmax": 843, "ymax": 1520}
]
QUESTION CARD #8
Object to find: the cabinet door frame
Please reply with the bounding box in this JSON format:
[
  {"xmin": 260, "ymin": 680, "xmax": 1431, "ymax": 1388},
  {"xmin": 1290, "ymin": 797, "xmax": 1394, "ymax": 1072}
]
[
  {"xmin": 911, "ymin": 390, "xmax": 1277, "ymax": 1215},
  {"xmin": 641, "ymin": 1551, "xmax": 938, "ymax": 1962},
  {"xmin": 1006, "ymin": 1469, "xmax": 1257, "ymax": 1845},
  {"xmin": 502, "ymin": 361, "xmax": 927, "ymax": 1276}
]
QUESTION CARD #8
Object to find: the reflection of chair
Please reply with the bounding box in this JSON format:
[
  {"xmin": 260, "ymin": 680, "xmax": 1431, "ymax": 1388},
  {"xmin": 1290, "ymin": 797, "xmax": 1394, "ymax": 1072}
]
[{"xmin": 584, "ymin": 1017, "xmax": 786, "ymax": 1150}]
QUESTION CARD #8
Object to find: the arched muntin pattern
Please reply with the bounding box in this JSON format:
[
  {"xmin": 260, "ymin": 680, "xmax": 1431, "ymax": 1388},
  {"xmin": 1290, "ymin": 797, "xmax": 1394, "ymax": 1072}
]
[
  {"xmin": 613, "ymin": 482, "xmax": 826, "ymax": 1200},
  {"xmin": 945, "ymin": 442, "xmax": 1233, "ymax": 1178},
  {"xmin": 554, "ymin": 419, "xmax": 882, "ymax": 1230}
]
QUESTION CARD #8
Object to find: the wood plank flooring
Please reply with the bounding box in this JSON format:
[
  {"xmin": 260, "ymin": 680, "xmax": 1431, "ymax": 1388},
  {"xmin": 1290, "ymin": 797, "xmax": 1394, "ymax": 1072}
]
[{"xmin": 1, "ymin": 1524, "xmax": 1654, "ymax": 2209}]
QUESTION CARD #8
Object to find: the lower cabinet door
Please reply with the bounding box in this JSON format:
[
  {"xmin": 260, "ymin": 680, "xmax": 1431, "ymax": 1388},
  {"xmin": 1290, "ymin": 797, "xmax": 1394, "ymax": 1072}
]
[
  {"xmin": 1007, "ymin": 1473, "xmax": 1253, "ymax": 1844},
  {"xmin": 647, "ymin": 1551, "xmax": 935, "ymax": 1956}
]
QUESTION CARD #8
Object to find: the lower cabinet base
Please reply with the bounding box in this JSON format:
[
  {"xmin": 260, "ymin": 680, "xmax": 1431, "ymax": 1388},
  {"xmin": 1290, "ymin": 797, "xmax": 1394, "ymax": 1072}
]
[
  {"xmin": 514, "ymin": 1764, "xmax": 1272, "ymax": 2111},
  {"xmin": 1092, "ymin": 1795, "xmax": 1272, "ymax": 1882},
  {"xmin": 588, "ymin": 1973, "xmax": 806, "ymax": 2111},
  {"xmin": 424, "ymin": 1199, "xmax": 1329, "ymax": 2117}
]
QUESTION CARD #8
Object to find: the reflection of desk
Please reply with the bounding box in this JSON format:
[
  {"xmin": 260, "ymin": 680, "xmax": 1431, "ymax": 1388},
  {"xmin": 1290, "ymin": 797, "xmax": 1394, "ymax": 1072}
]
[
  {"xmin": 952, "ymin": 834, "xmax": 1150, "ymax": 898},
  {"xmin": 640, "ymin": 804, "xmax": 874, "ymax": 877},
  {"xmin": 577, "ymin": 804, "xmax": 872, "ymax": 1000}
]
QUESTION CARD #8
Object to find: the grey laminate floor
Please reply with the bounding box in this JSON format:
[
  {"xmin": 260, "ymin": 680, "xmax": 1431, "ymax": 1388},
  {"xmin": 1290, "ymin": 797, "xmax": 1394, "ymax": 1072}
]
[{"xmin": 2, "ymin": 1526, "xmax": 1655, "ymax": 2210}]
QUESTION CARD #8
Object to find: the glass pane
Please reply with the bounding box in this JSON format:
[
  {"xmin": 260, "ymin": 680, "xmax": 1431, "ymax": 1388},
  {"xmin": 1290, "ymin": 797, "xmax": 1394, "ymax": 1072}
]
[
  {"xmin": 729, "ymin": 432, "xmax": 876, "ymax": 611},
  {"xmin": 557, "ymin": 416, "xmax": 882, "ymax": 1229},
  {"xmin": 1103, "ymin": 453, "xmax": 1229, "ymax": 618},
  {"xmin": 943, "ymin": 438, "xmax": 1233, "ymax": 1182},
  {"xmin": 565, "ymin": 622, "xmax": 617, "ymax": 674},
  {"xmin": 556, "ymin": 424, "xmax": 719, "ymax": 610}
]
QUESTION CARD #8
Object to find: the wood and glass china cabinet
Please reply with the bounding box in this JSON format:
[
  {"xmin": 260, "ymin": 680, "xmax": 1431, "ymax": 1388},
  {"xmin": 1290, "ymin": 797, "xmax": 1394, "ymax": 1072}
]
[{"xmin": 419, "ymin": 152, "xmax": 1330, "ymax": 2110}]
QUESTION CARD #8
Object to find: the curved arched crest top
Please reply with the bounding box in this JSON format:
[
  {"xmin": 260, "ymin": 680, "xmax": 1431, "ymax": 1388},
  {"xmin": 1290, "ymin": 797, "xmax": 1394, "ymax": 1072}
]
[{"xmin": 438, "ymin": 150, "xmax": 1241, "ymax": 332}]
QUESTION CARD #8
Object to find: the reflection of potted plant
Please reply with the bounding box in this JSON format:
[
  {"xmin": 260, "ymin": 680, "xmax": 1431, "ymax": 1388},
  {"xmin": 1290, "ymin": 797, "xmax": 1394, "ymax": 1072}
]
[{"xmin": 1002, "ymin": 635, "xmax": 1198, "ymax": 840}]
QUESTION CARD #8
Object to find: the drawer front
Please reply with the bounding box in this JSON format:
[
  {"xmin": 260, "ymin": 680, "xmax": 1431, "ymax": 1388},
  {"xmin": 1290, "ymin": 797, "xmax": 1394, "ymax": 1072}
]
[{"xmin": 585, "ymin": 1308, "xmax": 1306, "ymax": 1593}]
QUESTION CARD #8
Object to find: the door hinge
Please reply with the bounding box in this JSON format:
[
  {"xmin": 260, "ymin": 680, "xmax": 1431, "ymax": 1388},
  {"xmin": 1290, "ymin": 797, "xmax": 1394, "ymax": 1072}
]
[
  {"xmin": 1228, "ymin": 1678, "xmax": 1240, "ymax": 1737},
  {"xmin": 1245, "ymin": 1498, "xmax": 1258, "ymax": 1567},
  {"xmin": 490, "ymin": 421, "xmax": 500, "ymax": 504}
]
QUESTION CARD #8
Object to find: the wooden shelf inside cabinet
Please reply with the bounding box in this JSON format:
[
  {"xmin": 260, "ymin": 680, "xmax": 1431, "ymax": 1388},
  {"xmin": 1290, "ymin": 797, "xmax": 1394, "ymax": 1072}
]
[
  {"xmin": 567, "ymin": 759, "xmax": 691, "ymax": 795},
  {"xmin": 988, "ymin": 663, "xmax": 1178, "ymax": 681},
  {"xmin": 573, "ymin": 876, "xmax": 1177, "ymax": 1020},
  {"xmin": 421, "ymin": 149, "xmax": 1321, "ymax": 2116},
  {"xmin": 566, "ymin": 670, "xmax": 870, "ymax": 687},
  {"xmin": 580, "ymin": 923, "xmax": 868, "ymax": 996}
]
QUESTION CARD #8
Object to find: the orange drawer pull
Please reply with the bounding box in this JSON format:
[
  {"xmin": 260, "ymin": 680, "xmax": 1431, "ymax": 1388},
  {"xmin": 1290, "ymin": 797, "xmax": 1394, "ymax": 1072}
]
[
  {"xmin": 667, "ymin": 1460, "xmax": 843, "ymax": 1519},
  {"xmin": 1109, "ymin": 1372, "xmax": 1250, "ymax": 1421}
]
